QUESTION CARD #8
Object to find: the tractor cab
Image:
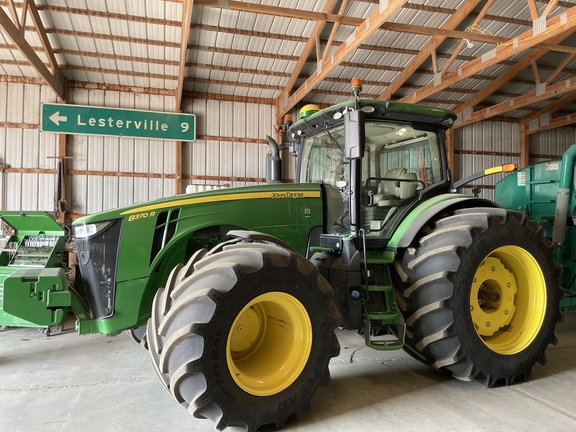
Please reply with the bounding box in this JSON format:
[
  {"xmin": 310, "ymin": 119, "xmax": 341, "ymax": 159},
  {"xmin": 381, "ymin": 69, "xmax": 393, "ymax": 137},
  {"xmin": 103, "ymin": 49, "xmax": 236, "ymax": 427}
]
[{"xmin": 288, "ymin": 90, "xmax": 456, "ymax": 244}]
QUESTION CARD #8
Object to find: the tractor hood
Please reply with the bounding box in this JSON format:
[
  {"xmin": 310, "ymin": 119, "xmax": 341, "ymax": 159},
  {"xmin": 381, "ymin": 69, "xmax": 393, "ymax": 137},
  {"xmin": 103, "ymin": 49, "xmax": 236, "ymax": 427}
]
[{"xmin": 72, "ymin": 183, "xmax": 322, "ymax": 225}]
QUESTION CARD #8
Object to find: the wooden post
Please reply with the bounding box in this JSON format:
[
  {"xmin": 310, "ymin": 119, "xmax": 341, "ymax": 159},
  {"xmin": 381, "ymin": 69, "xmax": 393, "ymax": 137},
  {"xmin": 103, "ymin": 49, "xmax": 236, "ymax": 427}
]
[
  {"xmin": 446, "ymin": 128, "xmax": 454, "ymax": 180},
  {"xmin": 520, "ymin": 119, "xmax": 530, "ymax": 168},
  {"xmin": 175, "ymin": 140, "xmax": 182, "ymax": 195},
  {"xmin": 57, "ymin": 133, "xmax": 67, "ymax": 223}
]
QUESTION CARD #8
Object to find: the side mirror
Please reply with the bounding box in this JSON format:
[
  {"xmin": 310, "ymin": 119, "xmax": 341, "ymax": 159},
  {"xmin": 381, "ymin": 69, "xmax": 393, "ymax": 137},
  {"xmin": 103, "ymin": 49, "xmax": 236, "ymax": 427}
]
[{"xmin": 344, "ymin": 109, "xmax": 365, "ymax": 160}]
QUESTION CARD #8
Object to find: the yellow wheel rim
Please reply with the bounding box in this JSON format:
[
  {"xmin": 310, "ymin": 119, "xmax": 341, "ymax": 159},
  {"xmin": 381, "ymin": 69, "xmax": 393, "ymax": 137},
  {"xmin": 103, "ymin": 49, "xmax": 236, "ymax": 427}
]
[
  {"xmin": 470, "ymin": 245, "xmax": 547, "ymax": 355},
  {"xmin": 226, "ymin": 292, "xmax": 312, "ymax": 396}
]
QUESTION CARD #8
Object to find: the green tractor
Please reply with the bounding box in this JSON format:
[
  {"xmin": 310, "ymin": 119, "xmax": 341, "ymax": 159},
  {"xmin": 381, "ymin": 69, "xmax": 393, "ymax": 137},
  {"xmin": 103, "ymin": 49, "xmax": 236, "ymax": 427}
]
[
  {"xmin": 495, "ymin": 144, "xmax": 576, "ymax": 310},
  {"xmin": 0, "ymin": 83, "xmax": 562, "ymax": 432}
]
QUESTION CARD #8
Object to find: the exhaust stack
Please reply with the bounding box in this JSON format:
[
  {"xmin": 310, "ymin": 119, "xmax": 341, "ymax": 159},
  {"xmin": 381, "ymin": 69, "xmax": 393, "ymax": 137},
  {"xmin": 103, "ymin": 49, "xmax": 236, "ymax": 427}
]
[{"xmin": 266, "ymin": 135, "xmax": 282, "ymax": 183}]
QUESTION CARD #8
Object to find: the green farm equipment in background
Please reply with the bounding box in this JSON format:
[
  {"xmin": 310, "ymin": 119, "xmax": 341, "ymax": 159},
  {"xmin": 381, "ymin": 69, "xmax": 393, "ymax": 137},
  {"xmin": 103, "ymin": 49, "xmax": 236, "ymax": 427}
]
[
  {"xmin": 495, "ymin": 145, "xmax": 576, "ymax": 310},
  {"xmin": 0, "ymin": 80, "xmax": 563, "ymax": 432},
  {"xmin": 0, "ymin": 212, "xmax": 71, "ymax": 333}
]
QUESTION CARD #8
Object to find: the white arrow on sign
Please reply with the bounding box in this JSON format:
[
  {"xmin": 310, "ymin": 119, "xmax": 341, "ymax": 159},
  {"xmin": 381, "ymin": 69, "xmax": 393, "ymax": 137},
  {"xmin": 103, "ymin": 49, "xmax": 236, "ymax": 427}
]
[{"xmin": 49, "ymin": 111, "xmax": 68, "ymax": 126}]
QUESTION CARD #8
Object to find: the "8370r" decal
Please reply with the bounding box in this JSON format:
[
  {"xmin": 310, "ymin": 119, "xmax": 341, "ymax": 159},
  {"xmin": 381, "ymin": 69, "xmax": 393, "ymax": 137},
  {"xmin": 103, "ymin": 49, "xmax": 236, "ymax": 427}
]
[{"xmin": 128, "ymin": 211, "xmax": 156, "ymax": 222}]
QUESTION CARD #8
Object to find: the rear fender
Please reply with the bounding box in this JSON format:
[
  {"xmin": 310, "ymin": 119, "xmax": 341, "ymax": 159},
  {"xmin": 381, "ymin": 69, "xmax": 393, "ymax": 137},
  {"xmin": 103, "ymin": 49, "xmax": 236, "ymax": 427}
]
[{"xmin": 388, "ymin": 194, "xmax": 500, "ymax": 249}]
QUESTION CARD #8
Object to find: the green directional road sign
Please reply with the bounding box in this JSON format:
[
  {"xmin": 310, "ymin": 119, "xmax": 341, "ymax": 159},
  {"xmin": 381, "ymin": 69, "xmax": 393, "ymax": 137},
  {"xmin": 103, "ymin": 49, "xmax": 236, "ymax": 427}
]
[{"xmin": 41, "ymin": 103, "xmax": 196, "ymax": 141}]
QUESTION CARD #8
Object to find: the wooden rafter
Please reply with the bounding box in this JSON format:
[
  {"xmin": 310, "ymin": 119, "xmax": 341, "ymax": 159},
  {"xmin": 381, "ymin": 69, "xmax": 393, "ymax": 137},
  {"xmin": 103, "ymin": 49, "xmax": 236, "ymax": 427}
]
[
  {"xmin": 542, "ymin": 0, "xmax": 560, "ymax": 19},
  {"xmin": 455, "ymin": 75, "xmax": 576, "ymax": 129},
  {"xmin": 440, "ymin": 0, "xmax": 495, "ymax": 76},
  {"xmin": 526, "ymin": 112, "xmax": 576, "ymax": 134},
  {"xmin": 19, "ymin": 0, "xmax": 28, "ymax": 31},
  {"xmin": 0, "ymin": 2, "xmax": 65, "ymax": 100},
  {"xmin": 431, "ymin": 49, "xmax": 438, "ymax": 75},
  {"xmin": 27, "ymin": 0, "xmax": 59, "ymax": 74},
  {"xmin": 187, "ymin": 0, "xmax": 575, "ymax": 56},
  {"xmin": 545, "ymin": 53, "xmax": 575, "ymax": 84},
  {"xmin": 378, "ymin": 0, "xmax": 482, "ymax": 102},
  {"xmin": 277, "ymin": 0, "xmax": 408, "ymax": 116},
  {"xmin": 7, "ymin": 0, "xmax": 19, "ymax": 24},
  {"xmin": 401, "ymin": 6, "xmax": 576, "ymax": 104},
  {"xmin": 16, "ymin": 28, "xmax": 576, "ymax": 78},
  {"xmin": 527, "ymin": 0, "xmax": 540, "ymax": 21},
  {"xmin": 531, "ymin": 60, "xmax": 541, "ymax": 85},
  {"xmin": 523, "ymin": 90, "xmax": 576, "ymax": 131},
  {"xmin": 14, "ymin": 7, "xmax": 576, "ymax": 57},
  {"xmin": 534, "ymin": 91, "xmax": 576, "ymax": 120},
  {"xmin": 175, "ymin": 0, "xmax": 194, "ymax": 112},
  {"xmin": 0, "ymin": 0, "xmax": 567, "ymax": 53},
  {"xmin": 453, "ymin": 29, "xmax": 574, "ymax": 116},
  {"xmin": 320, "ymin": 0, "xmax": 349, "ymax": 63}
]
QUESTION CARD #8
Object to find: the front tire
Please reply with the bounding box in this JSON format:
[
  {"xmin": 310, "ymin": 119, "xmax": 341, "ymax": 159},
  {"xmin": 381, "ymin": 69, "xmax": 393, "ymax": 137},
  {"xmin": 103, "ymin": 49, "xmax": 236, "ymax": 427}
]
[
  {"xmin": 394, "ymin": 207, "xmax": 561, "ymax": 386},
  {"xmin": 147, "ymin": 242, "xmax": 340, "ymax": 431}
]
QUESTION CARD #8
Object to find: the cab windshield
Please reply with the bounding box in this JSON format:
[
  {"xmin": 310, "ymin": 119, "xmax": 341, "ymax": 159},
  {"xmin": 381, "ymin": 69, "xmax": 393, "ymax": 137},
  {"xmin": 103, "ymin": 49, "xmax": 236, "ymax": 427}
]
[{"xmin": 299, "ymin": 120, "xmax": 444, "ymax": 238}]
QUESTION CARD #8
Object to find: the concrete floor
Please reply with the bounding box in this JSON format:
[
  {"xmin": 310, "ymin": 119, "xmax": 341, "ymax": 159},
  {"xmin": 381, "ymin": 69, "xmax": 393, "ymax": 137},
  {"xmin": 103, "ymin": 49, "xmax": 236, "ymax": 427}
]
[{"xmin": 2, "ymin": 314, "xmax": 576, "ymax": 432}]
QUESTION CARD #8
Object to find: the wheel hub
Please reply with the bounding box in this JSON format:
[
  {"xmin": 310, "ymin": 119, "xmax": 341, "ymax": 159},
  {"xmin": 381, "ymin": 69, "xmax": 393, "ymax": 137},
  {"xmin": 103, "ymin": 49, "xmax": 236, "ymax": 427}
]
[
  {"xmin": 471, "ymin": 257, "xmax": 516, "ymax": 337},
  {"xmin": 226, "ymin": 292, "xmax": 312, "ymax": 396},
  {"xmin": 470, "ymin": 245, "xmax": 547, "ymax": 355}
]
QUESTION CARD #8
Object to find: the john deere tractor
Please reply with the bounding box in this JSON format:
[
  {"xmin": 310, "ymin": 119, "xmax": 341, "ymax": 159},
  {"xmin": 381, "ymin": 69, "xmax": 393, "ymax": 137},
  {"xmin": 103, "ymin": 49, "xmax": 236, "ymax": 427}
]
[{"xmin": 0, "ymin": 81, "xmax": 561, "ymax": 432}]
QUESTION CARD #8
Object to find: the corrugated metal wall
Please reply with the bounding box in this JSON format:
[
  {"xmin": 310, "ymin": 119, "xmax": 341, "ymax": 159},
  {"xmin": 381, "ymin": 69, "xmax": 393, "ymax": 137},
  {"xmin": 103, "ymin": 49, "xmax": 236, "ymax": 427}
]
[
  {"xmin": 453, "ymin": 121, "xmax": 521, "ymax": 202},
  {"xmin": 0, "ymin": 83, "xmax": 276, "ymax": 217},
  {"xmin": 182, "ymin": 98, "xmax": 275, "ymax": 188},
  {"xmin": 529, "ymin": 128, "xmax": 576, "ymax": 162},
  {"xmin": 453, "ymin": 121, "xmax": 520, "ymax": 200},
  {"xmin": 0, "ymin": 82, "xmax": 59, "ymax": 211}
]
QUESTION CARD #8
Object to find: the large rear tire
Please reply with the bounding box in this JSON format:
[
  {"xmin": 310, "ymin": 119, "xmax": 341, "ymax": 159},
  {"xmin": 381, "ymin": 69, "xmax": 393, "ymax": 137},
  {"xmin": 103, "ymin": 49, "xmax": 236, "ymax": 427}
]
[
  {"xmin": 147, "ymin": 242, "xmax": 340, "ymax": 432},
  {"xmin": 393, "ymin": 207, "xmax": 561, "ymax": 387}
]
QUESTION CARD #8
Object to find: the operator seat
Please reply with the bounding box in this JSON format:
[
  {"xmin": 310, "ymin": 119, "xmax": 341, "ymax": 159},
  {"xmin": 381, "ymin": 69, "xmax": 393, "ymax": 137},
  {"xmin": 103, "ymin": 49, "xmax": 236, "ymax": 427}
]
[{"xmin": 373, "ymin": 168, "xmax": 419, "ymax": 207}]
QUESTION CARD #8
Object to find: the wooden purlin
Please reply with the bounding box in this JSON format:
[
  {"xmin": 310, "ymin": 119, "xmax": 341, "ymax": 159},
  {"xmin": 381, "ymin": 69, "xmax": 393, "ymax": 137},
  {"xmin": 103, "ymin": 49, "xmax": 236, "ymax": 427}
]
[{"xmin": 400, "ymin": 6, "xmax": 576, "ymax": 105}]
